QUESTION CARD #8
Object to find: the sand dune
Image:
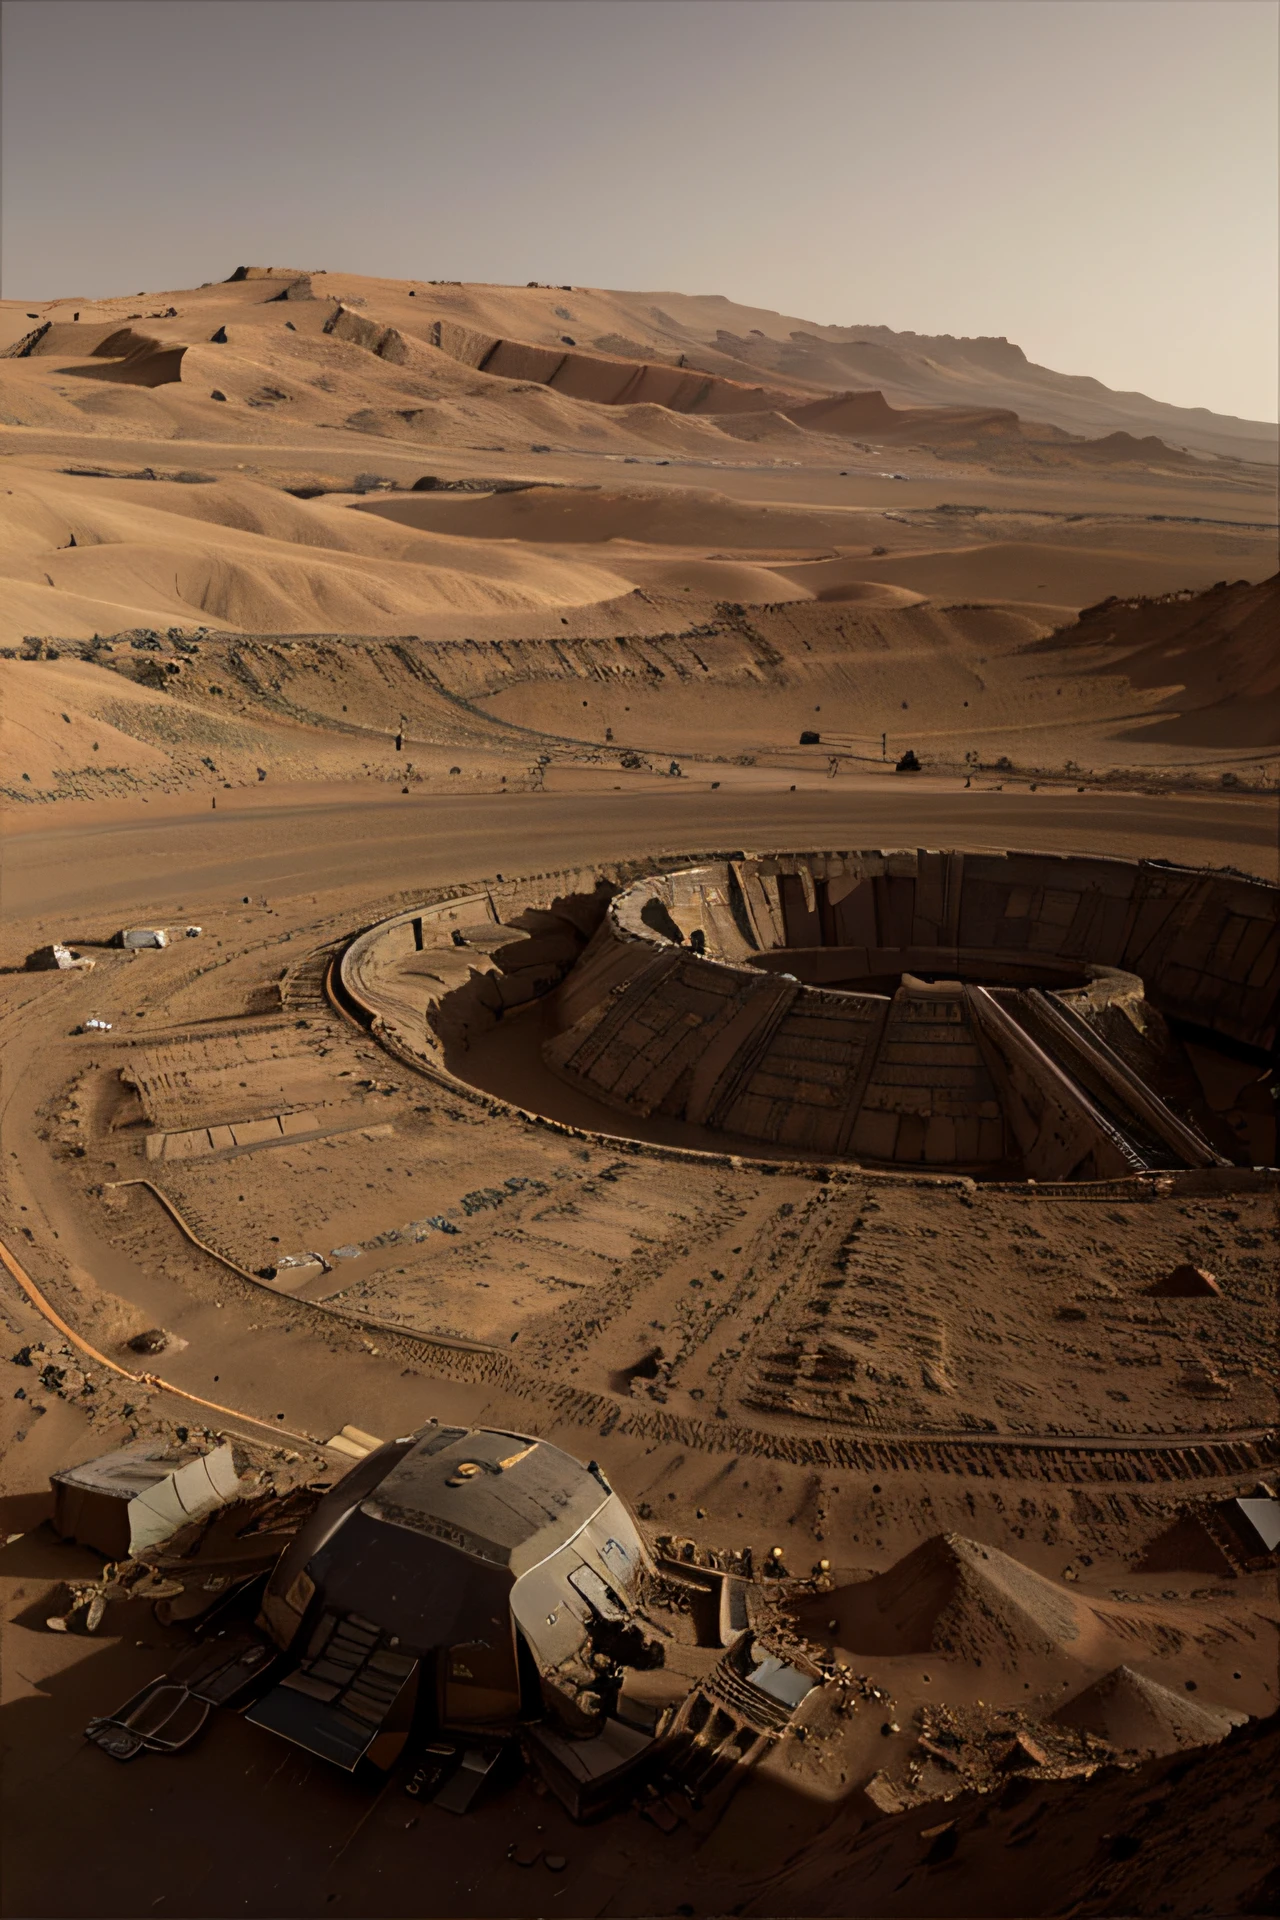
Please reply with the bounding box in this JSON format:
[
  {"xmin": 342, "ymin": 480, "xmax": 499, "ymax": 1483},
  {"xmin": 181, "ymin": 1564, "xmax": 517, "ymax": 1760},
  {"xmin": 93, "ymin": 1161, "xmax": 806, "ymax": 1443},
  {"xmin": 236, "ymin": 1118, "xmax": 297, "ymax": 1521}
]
[
  {"xmin": 0, "ymin": 471, "xmax": 635, "ymax": 641},
  {"xmin": 833, "ymin": 538, "xmax": 1258, "ymax": 608},
  {"xmin": 356, "ymin": 484, "xmax": 874, "ymax": 549},
  {"xmin": 592, "ymin": 552, "xmax": 813, "ymax": 602},
  {"xmin": 784, "ymin": 390, "xmax": 1026, "ymax": 447},
  {"xmin": 2, "ymin": 268, "xmax": 1274, "ymax": 776},
  {"xmin": 768, "ymin": 558, "xmax": 928, "ymax": 604},
  {"xmin": 8, "ymin": 531, "xmax": 1265, "ymax": 789}
]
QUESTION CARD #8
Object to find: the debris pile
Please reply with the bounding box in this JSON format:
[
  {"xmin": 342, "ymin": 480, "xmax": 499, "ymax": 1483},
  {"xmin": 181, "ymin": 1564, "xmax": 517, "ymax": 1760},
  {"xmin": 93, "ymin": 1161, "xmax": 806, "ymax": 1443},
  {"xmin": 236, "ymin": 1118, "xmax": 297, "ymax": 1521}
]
[
  {"xmin": 25, "ymin": 943, "xmax": 95, "ymax": 972},
  {"xmin": 46, "ymin": 1440, "xmax": 323, "ymax": 1636}
]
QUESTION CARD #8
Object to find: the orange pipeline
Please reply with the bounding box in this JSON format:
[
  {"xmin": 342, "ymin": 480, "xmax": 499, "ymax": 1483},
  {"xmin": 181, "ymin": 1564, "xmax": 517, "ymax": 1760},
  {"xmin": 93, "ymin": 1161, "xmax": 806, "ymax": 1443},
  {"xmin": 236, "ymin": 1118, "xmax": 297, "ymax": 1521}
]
[{"xmin": 0, "ymin": 1234, "xmax": 333, "ymax": 1452}]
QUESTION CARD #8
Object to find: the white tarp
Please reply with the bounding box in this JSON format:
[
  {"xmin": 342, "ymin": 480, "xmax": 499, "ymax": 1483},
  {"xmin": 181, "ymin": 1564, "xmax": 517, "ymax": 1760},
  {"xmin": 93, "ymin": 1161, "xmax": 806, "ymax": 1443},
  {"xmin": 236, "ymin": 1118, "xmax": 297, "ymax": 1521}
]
[
  {"xmin": 1235, "ymin": 1497, "xmax": 1280, "ymax": 1554},
  {"xmin": 127, "ymin": 1443, "xmax": 242, "ymax": 1553}
]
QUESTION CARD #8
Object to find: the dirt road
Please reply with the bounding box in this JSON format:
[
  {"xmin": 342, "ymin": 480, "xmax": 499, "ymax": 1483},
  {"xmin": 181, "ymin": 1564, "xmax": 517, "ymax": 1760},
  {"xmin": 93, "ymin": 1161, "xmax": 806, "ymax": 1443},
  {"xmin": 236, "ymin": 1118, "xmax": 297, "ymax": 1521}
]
[{"xmin": 5, "ymin": 784, "xmax": 1273, "ymax": 926}]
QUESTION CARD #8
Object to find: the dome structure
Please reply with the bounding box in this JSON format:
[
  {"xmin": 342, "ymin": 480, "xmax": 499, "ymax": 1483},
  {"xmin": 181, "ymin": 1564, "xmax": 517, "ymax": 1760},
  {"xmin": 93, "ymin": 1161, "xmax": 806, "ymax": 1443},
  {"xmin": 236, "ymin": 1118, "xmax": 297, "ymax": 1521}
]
[{"xmin": 251, "ymin": 1424, "xmax": 654, "ymax": 1771}]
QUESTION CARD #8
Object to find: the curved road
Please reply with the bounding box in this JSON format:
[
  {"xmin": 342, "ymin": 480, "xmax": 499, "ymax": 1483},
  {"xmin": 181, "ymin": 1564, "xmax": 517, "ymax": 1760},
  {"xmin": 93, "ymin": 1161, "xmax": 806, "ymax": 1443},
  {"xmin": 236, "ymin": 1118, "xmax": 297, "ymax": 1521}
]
[{"xmin": 4, "ymin": 784, "xmax": 1274, "ymax": 924}]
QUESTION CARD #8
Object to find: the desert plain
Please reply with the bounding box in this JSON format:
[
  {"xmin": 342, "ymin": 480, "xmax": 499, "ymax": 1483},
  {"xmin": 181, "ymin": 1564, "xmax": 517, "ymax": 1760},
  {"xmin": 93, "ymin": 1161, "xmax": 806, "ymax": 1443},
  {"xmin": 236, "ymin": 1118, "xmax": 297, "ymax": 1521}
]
[{"xmin": 0, "ymin": 266, "xmax": 1277, "ymax": 1918}]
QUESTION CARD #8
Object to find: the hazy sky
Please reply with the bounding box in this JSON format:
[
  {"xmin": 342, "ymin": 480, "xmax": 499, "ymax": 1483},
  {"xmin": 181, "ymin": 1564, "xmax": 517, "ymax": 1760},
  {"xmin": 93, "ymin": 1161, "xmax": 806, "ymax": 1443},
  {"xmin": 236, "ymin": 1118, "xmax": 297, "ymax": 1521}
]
[{"xmin": 3, "ymin": 0, "xmax": 1276, "ymax": 420}]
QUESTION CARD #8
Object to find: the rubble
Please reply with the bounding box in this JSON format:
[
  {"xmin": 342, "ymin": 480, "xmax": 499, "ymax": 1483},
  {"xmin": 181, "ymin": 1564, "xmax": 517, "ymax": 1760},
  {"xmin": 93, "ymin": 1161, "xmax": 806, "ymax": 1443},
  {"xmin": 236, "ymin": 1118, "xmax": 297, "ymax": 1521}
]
[
  {"xmin": 25, "ymin": 943, "xmax": 95, "ymax": 972},
  {"xmin": 1148, "ymin": 1262, "xmax": 1221, "ymax": 1296}
]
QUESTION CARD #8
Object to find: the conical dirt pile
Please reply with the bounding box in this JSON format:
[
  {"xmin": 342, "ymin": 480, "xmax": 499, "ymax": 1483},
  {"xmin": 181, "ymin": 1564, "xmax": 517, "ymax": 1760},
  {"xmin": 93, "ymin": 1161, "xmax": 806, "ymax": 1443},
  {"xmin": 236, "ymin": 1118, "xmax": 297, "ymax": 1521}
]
[
  {"xmin": 825, "ymin": 1533, "xmax": 1086, "ymax": 1665},
  {"xmin": 1052, "ymin": 1663, "xmax": 1245, "ymax": 1755}
]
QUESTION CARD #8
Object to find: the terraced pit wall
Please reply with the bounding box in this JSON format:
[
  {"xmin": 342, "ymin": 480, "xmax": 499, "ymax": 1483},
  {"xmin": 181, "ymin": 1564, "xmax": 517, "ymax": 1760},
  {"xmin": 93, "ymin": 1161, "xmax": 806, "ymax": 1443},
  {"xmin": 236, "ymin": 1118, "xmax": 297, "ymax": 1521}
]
[{"xmin": 340, "ymin": 849, "xmax": 1278, "ymax": 1181}]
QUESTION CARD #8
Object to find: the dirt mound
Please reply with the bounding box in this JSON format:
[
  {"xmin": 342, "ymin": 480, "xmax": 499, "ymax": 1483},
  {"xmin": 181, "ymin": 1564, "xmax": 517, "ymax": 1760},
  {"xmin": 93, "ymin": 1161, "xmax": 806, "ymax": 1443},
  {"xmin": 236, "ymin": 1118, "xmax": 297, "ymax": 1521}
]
[
  {"xmin": 784, "ymin": 389, "xmax": 1024, "ymax": 445},
  {"xmin": 1069, "ymin": 430, "xmax": 1196, "ymax": 465},
  {"xmin": 783, "ymin": 389, "xmax": 900, "ymax": 434},
  {"xmin": 816, "ymin": 1533, "xmax": 1085, "ymax": 1664},
  {"xmin": 1053, "ymin": 1663, "xmax": 1245, "ymax": 1754},
  {"xmin": 1040, "ymin": 573, "xmax": 1280, "ymax": 747}
]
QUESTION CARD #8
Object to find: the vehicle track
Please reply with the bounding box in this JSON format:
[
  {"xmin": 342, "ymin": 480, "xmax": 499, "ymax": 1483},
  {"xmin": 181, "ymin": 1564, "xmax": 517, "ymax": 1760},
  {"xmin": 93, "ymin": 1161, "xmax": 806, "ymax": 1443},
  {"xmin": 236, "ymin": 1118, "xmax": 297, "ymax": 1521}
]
[{"xmin": 97, "ymin": 1175, "xmax": 1278, "ymax": 1490}]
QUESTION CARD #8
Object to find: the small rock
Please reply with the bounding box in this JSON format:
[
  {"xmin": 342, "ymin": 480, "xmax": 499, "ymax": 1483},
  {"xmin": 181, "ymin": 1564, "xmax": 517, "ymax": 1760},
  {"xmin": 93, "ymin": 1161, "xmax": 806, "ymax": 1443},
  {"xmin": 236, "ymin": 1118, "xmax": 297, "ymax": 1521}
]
[
  {"xmin": 924, "ymin": 1823, "xmax": 959, "ymax": 1864},
  {"xmin": 544, "ymin": 1854, "xmax": 567, "ymax": 1873},
  {"xmin": 1147, "ymin": 1264, "xmax": 1219, "ymax": 1298},
  {"xmin": 997, "ymin": 1732, "xmax": 1050, "ymax": 1771}
]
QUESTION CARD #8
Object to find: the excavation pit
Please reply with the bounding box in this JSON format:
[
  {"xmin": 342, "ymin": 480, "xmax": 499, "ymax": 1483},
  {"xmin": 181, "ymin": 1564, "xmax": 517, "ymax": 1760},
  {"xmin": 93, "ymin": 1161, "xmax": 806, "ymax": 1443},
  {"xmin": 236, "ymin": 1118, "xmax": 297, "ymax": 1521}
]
[{"xmin": 339, "ymin": 849, "xmax": 1277, "ymax": 1182}]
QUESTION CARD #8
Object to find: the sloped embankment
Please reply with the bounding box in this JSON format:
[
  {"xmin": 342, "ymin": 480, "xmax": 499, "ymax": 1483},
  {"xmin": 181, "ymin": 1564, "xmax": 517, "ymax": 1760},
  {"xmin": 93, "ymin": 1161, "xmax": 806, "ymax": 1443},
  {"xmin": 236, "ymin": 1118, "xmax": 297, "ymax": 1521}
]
[{"xmin": 1034, "ymin": 573, "xmax": 1280, "ymax": 748}]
